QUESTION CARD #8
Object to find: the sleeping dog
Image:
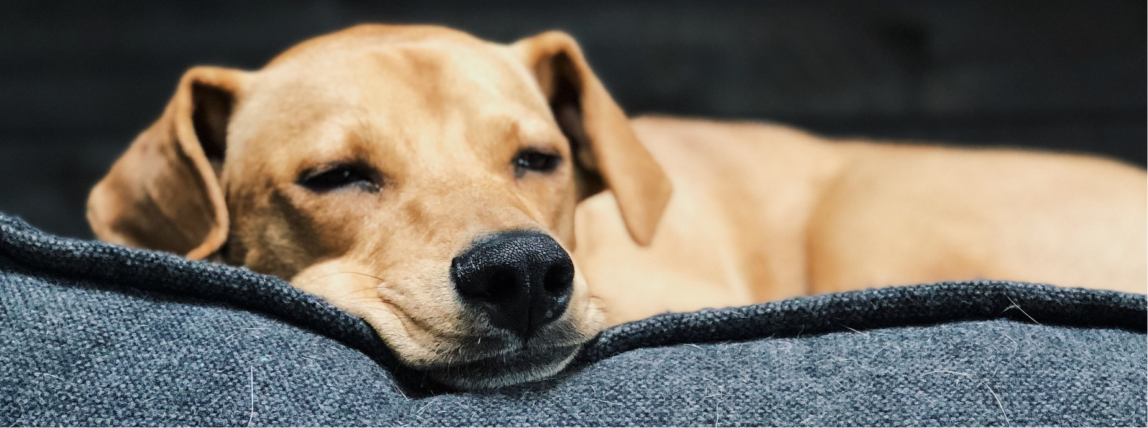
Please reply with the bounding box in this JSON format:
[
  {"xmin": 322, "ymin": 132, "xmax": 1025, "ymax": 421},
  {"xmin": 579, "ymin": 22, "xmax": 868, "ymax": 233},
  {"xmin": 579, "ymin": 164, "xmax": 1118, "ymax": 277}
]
[{"xmin": 87, "ymin": 25, "xmax": 1146, "ymax": 389}]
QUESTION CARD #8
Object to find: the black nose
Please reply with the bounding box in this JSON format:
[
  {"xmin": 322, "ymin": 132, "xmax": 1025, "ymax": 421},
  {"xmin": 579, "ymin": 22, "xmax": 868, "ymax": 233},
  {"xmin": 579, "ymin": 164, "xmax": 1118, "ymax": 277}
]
[{"xmin": 450, "ymin": 230, "xmax": 574, "ymax": 341}]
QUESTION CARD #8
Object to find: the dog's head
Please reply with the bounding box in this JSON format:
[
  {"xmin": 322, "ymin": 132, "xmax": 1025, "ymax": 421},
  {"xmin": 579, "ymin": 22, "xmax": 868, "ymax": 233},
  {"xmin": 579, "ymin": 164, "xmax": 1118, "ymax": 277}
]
[{"xmin": 86, "ymin": 25, "xmax": 671, "ymax": 389}]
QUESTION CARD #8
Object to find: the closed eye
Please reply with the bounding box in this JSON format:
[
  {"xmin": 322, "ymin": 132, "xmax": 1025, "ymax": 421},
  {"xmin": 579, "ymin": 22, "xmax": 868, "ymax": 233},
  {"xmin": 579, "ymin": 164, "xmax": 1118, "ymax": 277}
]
[
  {"xmin": 513, "ymin": 149, "xmax": 562, "ymax": 177},
  {"xmin": 296, "ymin": 163, "xmax": 381, "ymax": 193}
]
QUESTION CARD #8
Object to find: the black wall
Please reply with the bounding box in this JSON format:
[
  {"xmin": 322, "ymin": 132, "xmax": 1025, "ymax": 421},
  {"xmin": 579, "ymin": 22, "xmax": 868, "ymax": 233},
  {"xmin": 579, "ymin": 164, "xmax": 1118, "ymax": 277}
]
[{"xmin": 1, "ymin": 0, "xmax": 1144, "ymax": 238}]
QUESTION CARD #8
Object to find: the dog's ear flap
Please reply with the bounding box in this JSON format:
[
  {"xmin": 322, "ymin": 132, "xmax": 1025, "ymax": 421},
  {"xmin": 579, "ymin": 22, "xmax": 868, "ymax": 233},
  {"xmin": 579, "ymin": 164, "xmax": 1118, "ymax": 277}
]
[
  {"xmin": 513, "ymin": 31, "xmax": 672, "ymax": 246},
  {"xmin": 87, "ymin": 66, "xmax": 248, "ymax": 260}
]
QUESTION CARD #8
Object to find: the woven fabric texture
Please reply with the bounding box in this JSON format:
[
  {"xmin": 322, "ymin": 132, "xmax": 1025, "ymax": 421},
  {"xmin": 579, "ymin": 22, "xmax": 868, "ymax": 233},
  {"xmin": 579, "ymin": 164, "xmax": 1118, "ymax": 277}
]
[{"xmin": 1, "ymin": 214, "xmax": 1145, "ymax": 426}]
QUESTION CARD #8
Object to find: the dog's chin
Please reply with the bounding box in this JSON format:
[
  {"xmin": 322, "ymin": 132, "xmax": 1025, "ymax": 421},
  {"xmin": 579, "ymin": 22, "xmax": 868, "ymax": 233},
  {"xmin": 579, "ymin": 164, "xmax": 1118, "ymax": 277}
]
[{"xmin": 422, "ymin": 343, "xmax": 583, "ymax": 390}]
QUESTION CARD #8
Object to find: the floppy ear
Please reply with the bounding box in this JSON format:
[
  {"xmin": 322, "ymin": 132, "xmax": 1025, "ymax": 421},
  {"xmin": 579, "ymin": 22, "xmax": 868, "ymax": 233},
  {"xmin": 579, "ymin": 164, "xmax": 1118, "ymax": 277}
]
[
  {"xmin": 513, "ymin": 31, "xmax": 672, "ymax": 246},
  {"xmin": 87, "ymin": 66, "xmax": 248, "ymax": 260}
]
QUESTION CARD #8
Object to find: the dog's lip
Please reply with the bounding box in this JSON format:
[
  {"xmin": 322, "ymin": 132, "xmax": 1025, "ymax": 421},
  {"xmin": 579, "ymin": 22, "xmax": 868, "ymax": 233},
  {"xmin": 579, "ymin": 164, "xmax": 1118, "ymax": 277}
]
[
  {"xmin": 421, "ymin": 342, "xmax": 584, "ymax": 389},
  {"xmin": 430, "ymin": 336, "xmax": 589, "ymax": 366},
  {"xmin": 365, "ymin": 294, "xmax": 594, "ymax": 369}
]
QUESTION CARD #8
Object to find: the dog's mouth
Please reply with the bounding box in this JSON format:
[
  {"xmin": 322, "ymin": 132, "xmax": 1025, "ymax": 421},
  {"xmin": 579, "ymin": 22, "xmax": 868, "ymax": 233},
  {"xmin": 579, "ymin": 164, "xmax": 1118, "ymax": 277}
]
[
  {"xmin": 420, "ymin": 340, "xmax": 584, "ymax": 389},
  {"xmin": 351, "ymin": 296, "xmax": 597, "ymax": 389},
  {"xmin": 397, "ymin": 315, "xmax": 595, "ymax": 389}
]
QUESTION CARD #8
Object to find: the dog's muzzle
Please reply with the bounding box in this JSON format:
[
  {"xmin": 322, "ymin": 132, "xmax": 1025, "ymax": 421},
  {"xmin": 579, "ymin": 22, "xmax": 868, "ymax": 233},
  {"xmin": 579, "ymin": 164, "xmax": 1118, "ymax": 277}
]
[{"xmin": 450, "ymin": 230, "xmax": 574, "ymax": 342}]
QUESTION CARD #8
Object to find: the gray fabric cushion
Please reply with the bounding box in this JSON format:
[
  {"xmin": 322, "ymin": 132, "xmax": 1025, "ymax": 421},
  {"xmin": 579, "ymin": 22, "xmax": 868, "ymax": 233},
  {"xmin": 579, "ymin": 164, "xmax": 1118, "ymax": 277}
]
[{"xmin": 1, "ymin": 214, "xmax": 1144, "ymax": 426}]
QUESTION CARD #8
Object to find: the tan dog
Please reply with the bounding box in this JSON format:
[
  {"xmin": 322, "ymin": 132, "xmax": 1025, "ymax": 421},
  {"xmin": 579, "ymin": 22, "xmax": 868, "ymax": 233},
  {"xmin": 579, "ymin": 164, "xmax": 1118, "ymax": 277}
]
[{"xmin": 87, "ymin": 25, "xmax": 1146, "ymax": 389}]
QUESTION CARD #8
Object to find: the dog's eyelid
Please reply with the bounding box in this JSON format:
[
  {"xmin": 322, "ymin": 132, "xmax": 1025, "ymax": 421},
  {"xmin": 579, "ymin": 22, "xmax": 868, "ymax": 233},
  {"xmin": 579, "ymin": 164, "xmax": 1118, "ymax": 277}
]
[
  {"xmin": 520, "ymin": 145, "xmax": 563, "ymax": 156},
  {"xmin": 513, "ymin": 148, "xmax": 563, "ymax": 177},
  {"xmin": 296, "ymin": 162, "xmax": 382, "ymax": 193}
]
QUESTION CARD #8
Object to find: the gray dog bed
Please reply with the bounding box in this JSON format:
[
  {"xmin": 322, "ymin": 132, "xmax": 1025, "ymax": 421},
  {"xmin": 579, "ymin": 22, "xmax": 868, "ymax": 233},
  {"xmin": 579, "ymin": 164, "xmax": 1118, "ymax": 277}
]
[{"xmin": 1, "ymin": 214, "xmax": 1144, "ymax": 426}]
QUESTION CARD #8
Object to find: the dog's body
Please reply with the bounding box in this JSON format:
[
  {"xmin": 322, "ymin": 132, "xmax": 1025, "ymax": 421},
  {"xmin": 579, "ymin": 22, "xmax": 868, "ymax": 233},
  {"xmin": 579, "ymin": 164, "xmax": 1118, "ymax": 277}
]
[
  {"xmin": 87, "ymin": 25, "xmax": 1146, "ymax": 388},
  {"xmin": 583, "ymin": 116, "xmax": 1146, "ymax": 324}
]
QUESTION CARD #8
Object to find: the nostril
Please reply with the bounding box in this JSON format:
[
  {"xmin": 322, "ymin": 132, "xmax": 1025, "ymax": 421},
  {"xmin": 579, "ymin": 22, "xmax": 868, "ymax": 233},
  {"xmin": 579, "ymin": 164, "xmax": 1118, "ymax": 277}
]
[
  {"xmin": 542, "ymin": 260, "xmax": 574, "ymax": 296},
  {"xmin": 453, "ymin": 262, "xmax": 518, "ymax": 302},
  {"xmin": 483, "ymin": 269, "xmax": 518, "ymax": 301}
]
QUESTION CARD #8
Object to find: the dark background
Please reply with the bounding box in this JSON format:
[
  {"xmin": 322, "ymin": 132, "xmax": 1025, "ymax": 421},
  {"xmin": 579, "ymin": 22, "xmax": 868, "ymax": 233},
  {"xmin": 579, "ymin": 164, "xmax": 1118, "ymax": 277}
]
[{"xmin": 1, "ymin": 0, "xmax": 1144, "ymax": 239}]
